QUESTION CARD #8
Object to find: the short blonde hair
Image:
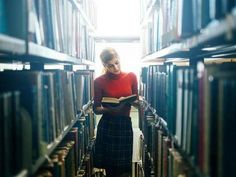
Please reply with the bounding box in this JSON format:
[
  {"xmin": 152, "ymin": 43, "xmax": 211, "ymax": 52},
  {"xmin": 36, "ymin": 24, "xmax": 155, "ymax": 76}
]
[{"xmin": 100, "ymin": 47, "xmax": 120, "ymax": 64}]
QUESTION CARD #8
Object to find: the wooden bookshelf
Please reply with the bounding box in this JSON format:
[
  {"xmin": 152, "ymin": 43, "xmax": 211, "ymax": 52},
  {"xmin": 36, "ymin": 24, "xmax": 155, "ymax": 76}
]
[
  {"xmin": 28, "ymin": 42, "xmax": 95, "ymax": 65},
  {"xmin": 141, "ymin": 7, "xmax": 236, "ymax": 62},
  {"xmin": 30, "ymin": 98, "xmax": 94, "ymax": 175},
  {"xmin": 0, "ymin": 0, "xmax": 96, "ymax": 65},
  {"xmin": 0, "ymin": 0, "xmax": 96, "ymax": 176},
  {"xmin": 31, "ymin": 115, "xmax": 79, "ymax": 175},
  {"xmin": 139, "ymin": 2, "xmax": 236, "ymax": 177}
]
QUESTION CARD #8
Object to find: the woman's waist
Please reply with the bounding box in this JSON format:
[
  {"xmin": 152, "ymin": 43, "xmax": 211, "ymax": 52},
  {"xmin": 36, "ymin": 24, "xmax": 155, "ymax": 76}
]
[
  {"xmin": 103, "ymin": 112, "xmax": 130, "ymax": 118},
  {"xmin": 104, "ymin": 104, "xmax": 131, "ymax": 117}
]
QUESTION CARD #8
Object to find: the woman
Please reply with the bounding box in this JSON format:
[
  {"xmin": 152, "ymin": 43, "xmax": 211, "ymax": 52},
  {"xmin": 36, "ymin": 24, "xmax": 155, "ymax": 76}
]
[{"xmin": 93, "ymin": 47, "xmax": 138, "ymax": 177}]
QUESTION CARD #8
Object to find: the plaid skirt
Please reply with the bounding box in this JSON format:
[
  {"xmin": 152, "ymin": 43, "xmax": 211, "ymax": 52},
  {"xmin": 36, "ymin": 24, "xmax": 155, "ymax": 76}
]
[{"xmin": 94, "ymin": 114, "xmax": 133, "ymax": 174}]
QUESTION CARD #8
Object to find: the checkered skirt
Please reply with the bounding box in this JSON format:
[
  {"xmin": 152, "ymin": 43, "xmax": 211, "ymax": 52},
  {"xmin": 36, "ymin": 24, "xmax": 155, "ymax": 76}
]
[{"xmin": 94, "ymin": 114, "xmax": 133, "ymax": 173}]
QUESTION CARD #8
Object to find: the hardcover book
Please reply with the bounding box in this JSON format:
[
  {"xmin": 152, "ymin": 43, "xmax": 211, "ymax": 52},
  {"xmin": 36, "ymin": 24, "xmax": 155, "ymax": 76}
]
[{"xmin": 101, "ymin": 94, "xmax": 137, "ymax": 106}]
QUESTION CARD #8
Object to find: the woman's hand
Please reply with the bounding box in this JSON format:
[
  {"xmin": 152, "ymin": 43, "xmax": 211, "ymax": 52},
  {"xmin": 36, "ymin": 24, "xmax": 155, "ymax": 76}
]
[{"xmin": 131, "ymin": 100, "xmax": 141, "ymax": 109}]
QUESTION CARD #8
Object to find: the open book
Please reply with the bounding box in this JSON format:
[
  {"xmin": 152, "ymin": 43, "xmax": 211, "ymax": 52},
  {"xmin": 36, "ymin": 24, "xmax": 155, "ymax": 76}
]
[{"xmin": 101, "ymin": 94, "xmax": 137, "ymax": 106}]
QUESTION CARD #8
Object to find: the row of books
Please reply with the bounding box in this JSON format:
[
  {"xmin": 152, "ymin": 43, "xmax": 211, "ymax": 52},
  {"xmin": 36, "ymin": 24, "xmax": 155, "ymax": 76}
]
[
  {"xmin": 75, "ymin": 108, "xmax": 96, "ymax": 177},
  {"xmin": 141, "ymin": 0, "xmax": 236, "ymax": 56},
  {"xmin": 0, "ymin": 69, "xmax": 94, "ymax": 176},
  {"xmin": 138, "ymin": 104, "xmax": 197, "ymax": 177},
  {"xmin": 0, "ymin": 0, "xmax": 96, "ymax": 61},
  {"xmin": 140, "ymin": 62, "xmax": 236, "ymax": 177},
  {"xmin": 31, "ymin": 0, "xmax": 95, "ymax": 60},
  {"xmin": 79, "ymin": 0, "xmax": 98, "ymax": 29},
  {"xmin": 136, "ymin": 106, "xmax": 154, "ymax": 177},
  {"xmin": 140, "ymin": 0, "xmax": 156, "ymax": 21},
  {"xmin": 35, "ymin": 118, "xmax": 95, "ymax": 177},
  {"xmin": 140, "ymin": 65, "xmax": 167, "ymax": 119}
]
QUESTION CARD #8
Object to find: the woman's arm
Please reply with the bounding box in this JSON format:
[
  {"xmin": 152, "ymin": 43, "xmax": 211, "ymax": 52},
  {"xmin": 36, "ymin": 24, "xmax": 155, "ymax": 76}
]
[
  {"xmin": 130, "ymin": 72, "xmax": 140, "ymax": 109},
  {"xmin": 93, "ymin": 78, "xmax": 105, "ymax": 115}
]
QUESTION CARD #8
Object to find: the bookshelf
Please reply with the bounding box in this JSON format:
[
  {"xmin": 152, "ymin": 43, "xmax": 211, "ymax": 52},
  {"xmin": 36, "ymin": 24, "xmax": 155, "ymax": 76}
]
[
  {"xmin": 0, "ymin": 0, "xmax": 96, "ymax": 177},
  {"xmin": 141, "ymin": 5, "xmax": 236, "ymax": 61},
  {"xmin": 139, "ymin": 1, "xmax": 236, "ymax": 177},
  {"xmin": 31, "ymin": 115, "xmax": 80, "ymax": 175}
]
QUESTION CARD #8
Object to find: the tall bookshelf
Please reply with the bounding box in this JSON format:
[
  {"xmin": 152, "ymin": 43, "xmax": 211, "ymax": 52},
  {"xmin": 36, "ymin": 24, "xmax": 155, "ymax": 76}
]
[
  {"xmin": 139, "ymin": 0, "xmax": 236, "ymax": 177},
  {"xmin": 0, "ymin": 0, "xmax": 97, "ymax": 177}
]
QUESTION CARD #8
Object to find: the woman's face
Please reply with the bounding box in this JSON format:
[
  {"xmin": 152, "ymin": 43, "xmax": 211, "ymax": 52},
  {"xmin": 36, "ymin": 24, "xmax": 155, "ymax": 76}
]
[{"xmin": 104, "ymin": 57, "xmax": 121, "ymax": 75}]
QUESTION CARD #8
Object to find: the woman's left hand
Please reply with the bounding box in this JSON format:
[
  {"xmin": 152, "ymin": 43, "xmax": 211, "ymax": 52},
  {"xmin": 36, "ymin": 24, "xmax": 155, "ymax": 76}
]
[{"xmin": 131, "ymin": 100, "xmax": 141, "ymax": 109}]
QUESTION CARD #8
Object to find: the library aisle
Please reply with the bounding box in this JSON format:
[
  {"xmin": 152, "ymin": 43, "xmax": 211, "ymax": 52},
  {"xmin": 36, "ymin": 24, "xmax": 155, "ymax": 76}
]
[{"xmin": 1, "ymin": 0, "xmax": 236, "ymax": 177}]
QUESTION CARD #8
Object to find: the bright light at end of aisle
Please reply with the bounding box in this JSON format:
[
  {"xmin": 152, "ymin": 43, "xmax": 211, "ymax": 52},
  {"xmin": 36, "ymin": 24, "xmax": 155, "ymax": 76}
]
[
  {"xmin": 94, "ymin": 43, "xmax": 142, "ymax": 79},
  {"xmin": 94, "ymin": 0, "xmax": 140, "ymax": 37}
]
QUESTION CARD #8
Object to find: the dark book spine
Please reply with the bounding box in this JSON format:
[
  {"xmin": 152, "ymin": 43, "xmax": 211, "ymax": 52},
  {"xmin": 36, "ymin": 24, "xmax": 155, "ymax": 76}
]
[
  {"xmin": 12, "ymin": 91, "xmax": 22, "ymax": 174},
  {"xmin": 0, "ymin": 0, "xmax": 7, "ymax": 33},
  {"xmin": 162, "ymin": 136, "xmax": 171, "ymax": 177},
  {"xmin": 66, "ymin": 128, "xmax": 79, "ymax": 173},
  {"xmin": 6, "ymin": 0, "xmax": 27, "ymax": 39},
  {"xmin": 0, "ymin": 92, "xmax": 12, "ymax": 177}
]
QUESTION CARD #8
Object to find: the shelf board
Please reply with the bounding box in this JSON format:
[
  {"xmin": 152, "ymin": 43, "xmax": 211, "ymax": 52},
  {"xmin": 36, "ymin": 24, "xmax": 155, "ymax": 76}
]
[
  {"xmin": 28, "ymin": 42, "xmax": 78, "ymax": 63},
  {"xmin": 28, "ymin": 42, "xmax": 95, "ymax": 65},
  {"xmin": 141, "ymin": 9, "xmax": 236, "ymax": 62},
  {"xmin": 0, "ymin": 34, "xmax": 26, "ymax": 54},
  {"xmin": 78, "ymin": 59, "xmax": 95, "ymax": 66},
  {"xmin": 196, "ymin": 45, "xmax": 236, "ymax": 58},
  {"xmin": 0, "ymin": 40, "xmax": 95, "ymax": 65},
  {"xmin": 142, "ymin": 43, "xmax": 189, "ymax": 62}
]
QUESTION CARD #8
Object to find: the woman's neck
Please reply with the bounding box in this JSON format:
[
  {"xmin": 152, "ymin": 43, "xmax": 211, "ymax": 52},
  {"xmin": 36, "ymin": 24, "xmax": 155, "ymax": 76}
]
[{"xmin": 105, "ymin": 71, "xmax": 122, "ymax": 79}]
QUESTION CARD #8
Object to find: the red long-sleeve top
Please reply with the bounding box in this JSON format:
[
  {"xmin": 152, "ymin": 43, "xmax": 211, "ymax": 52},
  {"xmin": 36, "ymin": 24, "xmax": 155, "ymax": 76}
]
[{"xmin": 93, "ymin": 71, "xmax": 138, "ymax": 117}]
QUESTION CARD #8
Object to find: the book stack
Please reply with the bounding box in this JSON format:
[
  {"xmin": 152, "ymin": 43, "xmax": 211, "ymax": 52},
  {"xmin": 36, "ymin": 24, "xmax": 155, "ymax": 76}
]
[
  {"xmin": 0, "ymin": 69, "xmax": 95, "ymax": 176},
  {"xmin": 139, "ymin": 62, "xmax": 236, "ymax": 177},
  {"xmin": 140, "ymin": 0, "xmax": 236, "ymax": 56}
]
